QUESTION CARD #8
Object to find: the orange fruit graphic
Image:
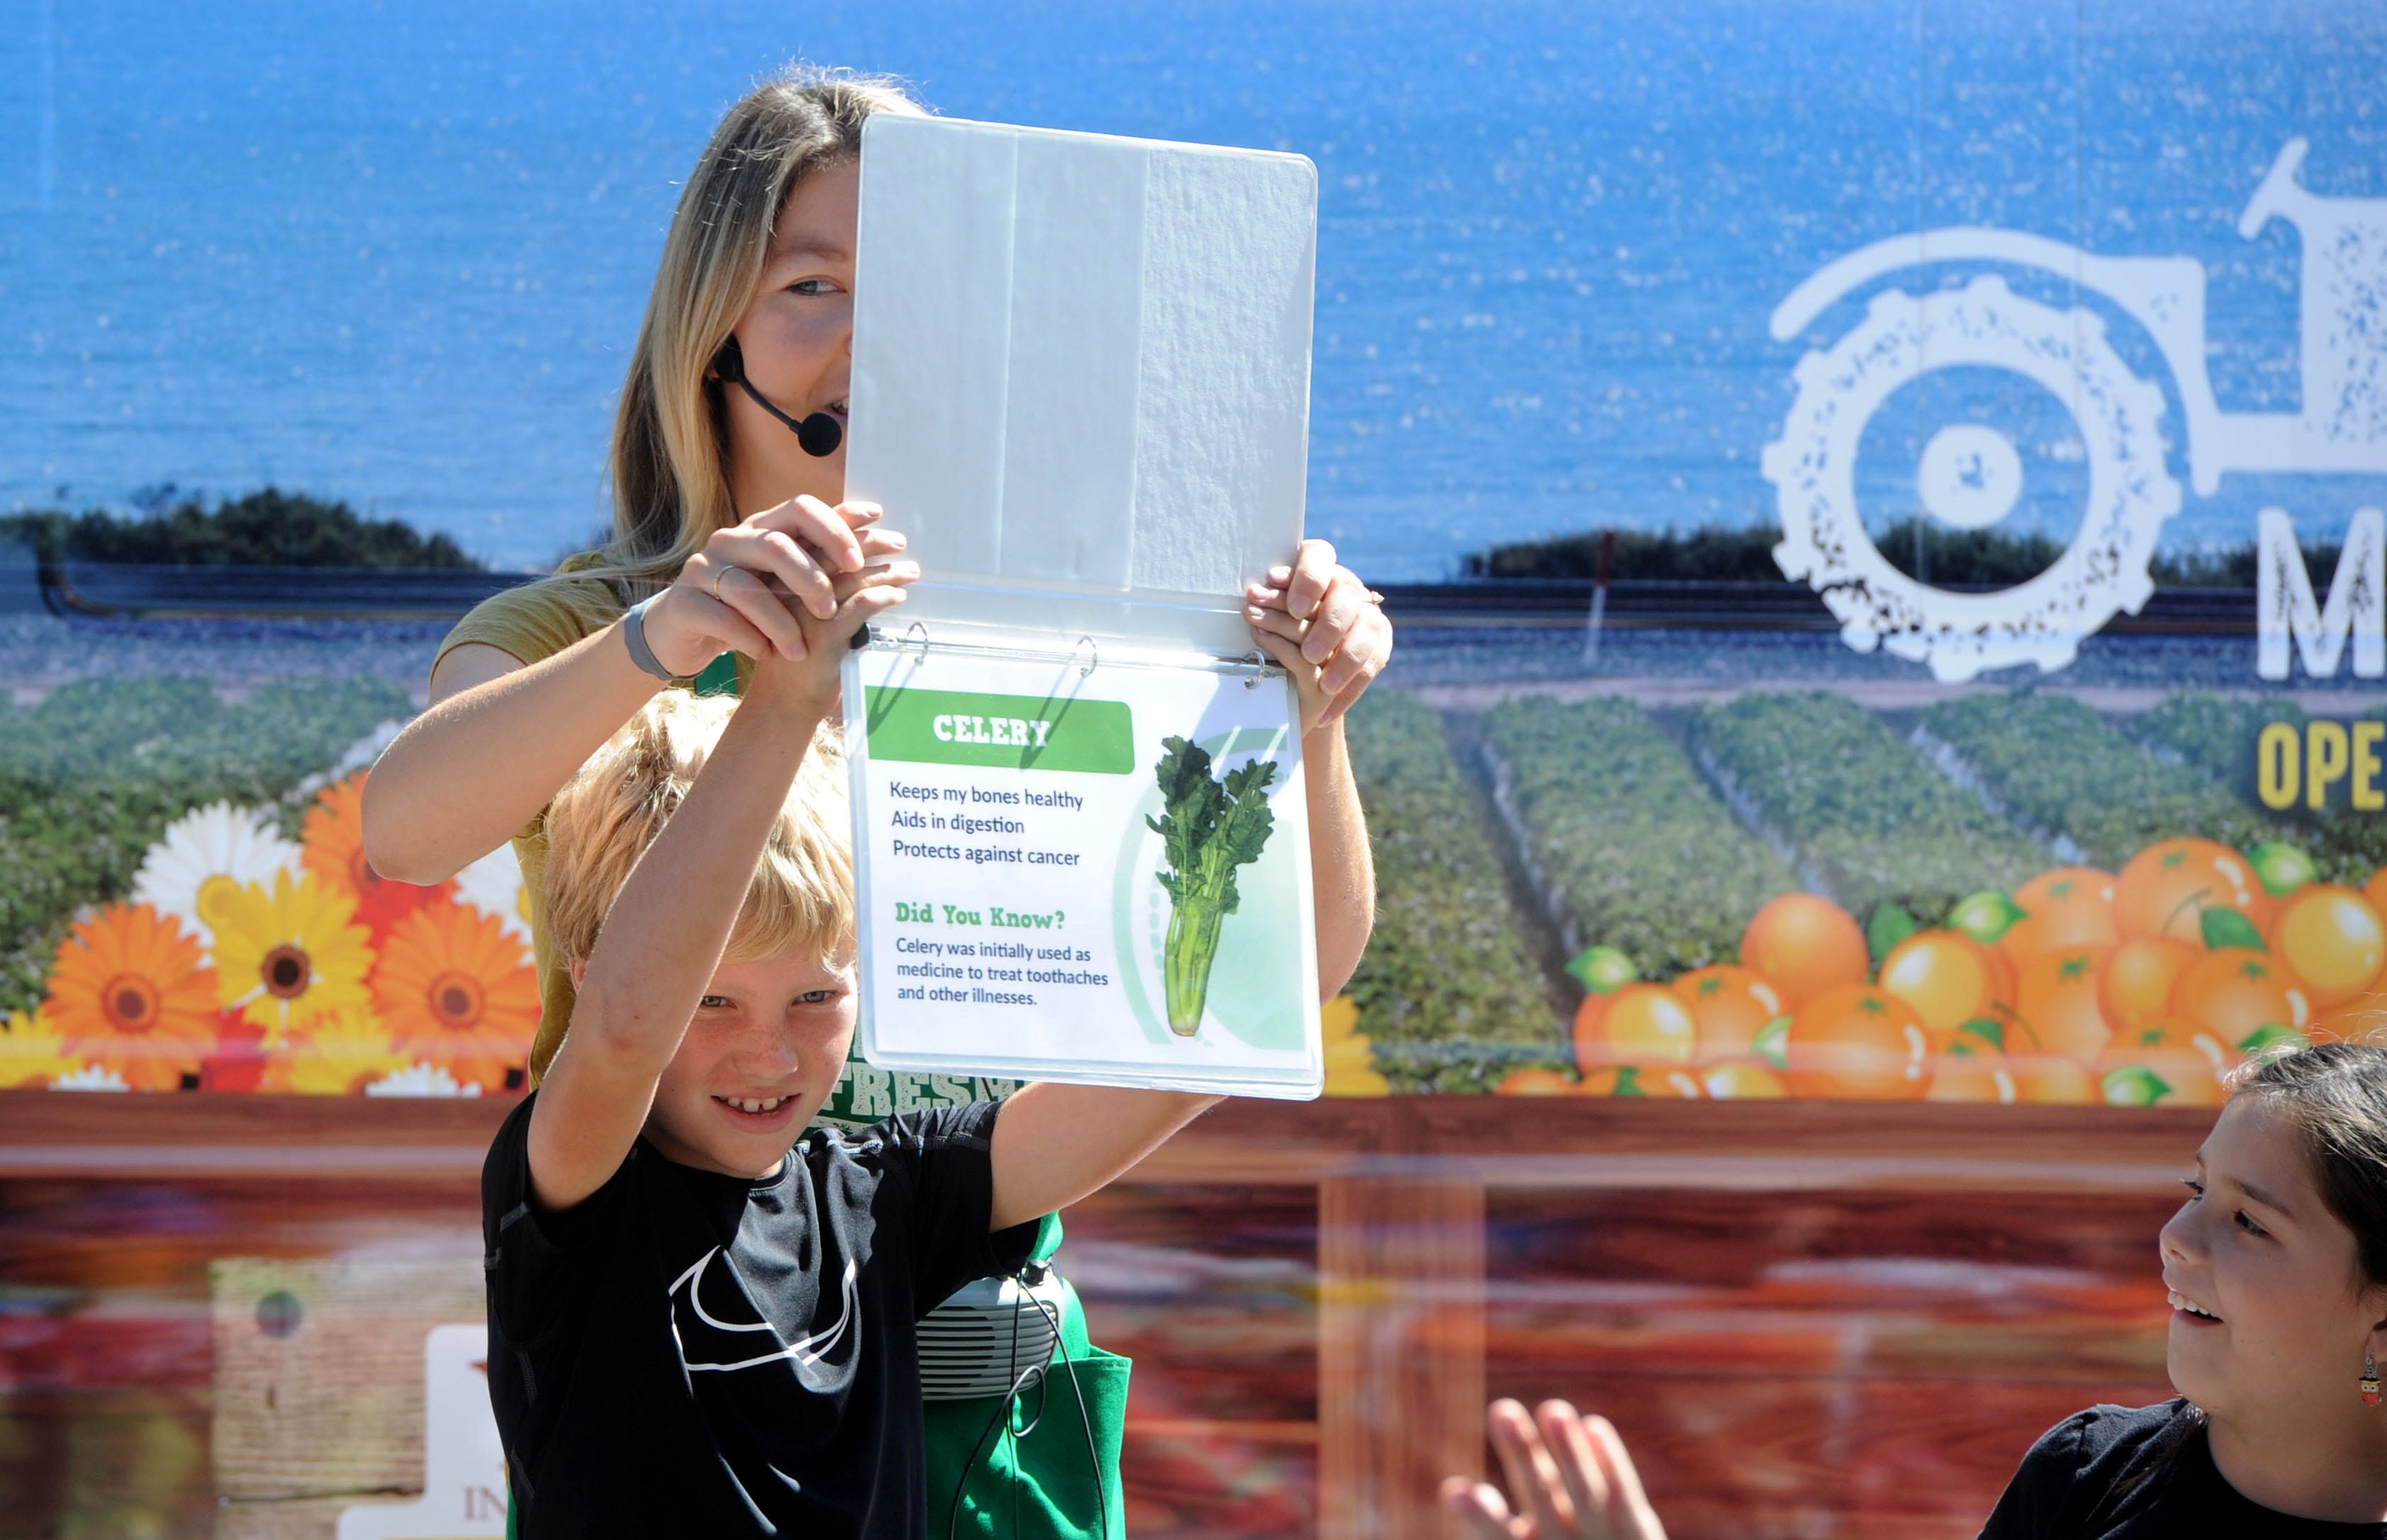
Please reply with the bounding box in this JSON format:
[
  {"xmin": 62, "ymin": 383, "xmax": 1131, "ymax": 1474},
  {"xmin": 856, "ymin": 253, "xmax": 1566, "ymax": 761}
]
[
  {"xmin": 1739, "ymin": 894, "xmax": 1868, "ymax": 1011},
  {"xmin": 1670, "ymin": 964, "xmax": 1785, "ymax": 1063},
  {"xmin": 1926, "ymin": 1053, "xmax": 2018, "ymax": 1105},
  {"xmin": 2096, "ymin": 1021, "xmax": 2231, "ymax": 1107},
  {"xmin": 2007, "ymin": 1055, "xmax": 2101, "ymax": 1106},
  {"xmin": 1877, "ymin": 930, "xmax": 2015, "ymax": 1054},
  {"xmin": 2099, "ymin": 938, "xmax": 2200, "ymax": 1035},
  {"xmin": 2114, "ymin": 838, "xmax": 2269, "ymax": 945},
  {"xmin": 1578, "ymin": 1064, "xmax": 1703, "ymax": 1098},
  {"xmin": 1497, "ymin": 1067, "xmax": 1580, "ymax": 1096},
  {"xmin": 1573, "ymin": 983, "xmax": 1698, "ymax": 1071},
  {"xmin": 2364, "ymin": 867, "xmax": 2387, "ymax": 923},
  {"xmin": 2009, "ymin": 945, "xmax": 2115, "ymax": 1061},
  {"xmin": 2266, "ymin": 884, "xmax": 2387, "ymax": 1007},
  {"xmin": 2167, "ymin": 947, "xmax": 2306, "ymax": 1051},
  {"xmin": 2000, "ymin": 867, "xmax": 2120, "ymax": 964},
  {"xmin": 1697, "ymin": 1060, "xmax": 1788, "ymax": 1099},
  {"xmin": 1782, "ymin": 984, "xmax": 1933, "ymax": 1100},
  {"xmin": 2307, "ymin": 993, "xmax": 2387, "ymax": 1046}
]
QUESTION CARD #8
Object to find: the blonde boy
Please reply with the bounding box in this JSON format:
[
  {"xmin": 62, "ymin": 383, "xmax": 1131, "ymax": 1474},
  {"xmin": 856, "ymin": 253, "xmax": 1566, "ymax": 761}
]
[{"xmin": 479, "ymin": 591, "xmax": 1216, "ymax": 1538}]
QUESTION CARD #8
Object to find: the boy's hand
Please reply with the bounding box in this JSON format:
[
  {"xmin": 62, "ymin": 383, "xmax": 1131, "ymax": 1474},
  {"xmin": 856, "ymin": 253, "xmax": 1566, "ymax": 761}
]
[
  {"xmin": 1244, "ymin": 539, "xmax": 1391, "ymax": 734},
  {"xmin": 648, "ymin": 497, "xmax": 910, "ymax": 676},
  {"xmin": 743, "ymin": 556, "xmax": 914, "ymax": 713}
]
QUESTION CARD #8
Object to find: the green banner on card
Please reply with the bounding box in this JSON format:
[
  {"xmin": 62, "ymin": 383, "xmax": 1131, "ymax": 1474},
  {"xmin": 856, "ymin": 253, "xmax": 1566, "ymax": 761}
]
[{"xmin": 863, "ymin": 685, "xmax": 1136, "ymax": 774}]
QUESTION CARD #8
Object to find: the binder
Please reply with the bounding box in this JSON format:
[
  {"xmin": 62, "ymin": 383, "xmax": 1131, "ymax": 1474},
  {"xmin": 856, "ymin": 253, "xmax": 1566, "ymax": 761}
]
[{"xmin": 838, "ymin": 115, "xmax": 1324, "ymax": 1098}]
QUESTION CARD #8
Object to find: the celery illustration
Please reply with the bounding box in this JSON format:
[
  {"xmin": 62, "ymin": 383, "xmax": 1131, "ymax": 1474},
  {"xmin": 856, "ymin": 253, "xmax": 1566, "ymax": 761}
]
[{"xmin": 1147, "ymin": 736, "xmax": 1278, "ymax": 1037}]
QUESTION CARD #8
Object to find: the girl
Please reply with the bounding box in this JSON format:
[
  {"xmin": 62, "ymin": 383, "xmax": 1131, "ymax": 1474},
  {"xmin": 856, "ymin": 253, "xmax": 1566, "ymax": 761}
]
[
  {"xmin": 1443, "ymin": 1042, "xmax": 2387, "ymax": 1539},
  {"xmin": 361, "ymin": 64, "xmax": 1391, "ymax": 1539}
]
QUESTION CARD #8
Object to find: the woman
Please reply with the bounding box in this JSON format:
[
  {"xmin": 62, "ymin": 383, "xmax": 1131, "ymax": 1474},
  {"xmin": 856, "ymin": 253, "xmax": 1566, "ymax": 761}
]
[
  {"xmin": 361, "ymin": 66, "xmax": 1391, "ymax": 1539},
  {"xmin": 1444, "ymin": 1042, "xmax": 2387, "ymax": 1539}
]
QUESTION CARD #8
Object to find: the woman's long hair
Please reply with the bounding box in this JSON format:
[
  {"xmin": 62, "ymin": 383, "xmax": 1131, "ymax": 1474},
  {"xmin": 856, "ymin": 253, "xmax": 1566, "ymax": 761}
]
[{"xmin": 575, "ymin": 66, "xmax": 923, "ymax": 594}]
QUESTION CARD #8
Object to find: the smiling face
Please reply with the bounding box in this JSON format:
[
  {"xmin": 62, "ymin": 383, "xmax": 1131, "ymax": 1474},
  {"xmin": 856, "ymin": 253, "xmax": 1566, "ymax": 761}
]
[
  {"xmin": 721, "ymin": 161, "xmax": 858, "ymax": 517},
  {"xmin": 2159, "ymin": 1096, "xmax": 2387, "ymax": 1420},
  {"xmin": 637, "ymin": 947, "xmax": 858, "ymax": 1180}
]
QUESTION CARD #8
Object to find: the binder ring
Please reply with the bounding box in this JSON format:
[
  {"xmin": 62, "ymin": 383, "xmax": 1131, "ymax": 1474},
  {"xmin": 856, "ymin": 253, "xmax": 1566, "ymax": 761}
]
[
  {"xmin": 902, "ymin": 620, "xmax": 931, "ymax": 660},
  {"xmin": 1067, "ymin": 635, "xmax": 1099, "ymax": 678}
]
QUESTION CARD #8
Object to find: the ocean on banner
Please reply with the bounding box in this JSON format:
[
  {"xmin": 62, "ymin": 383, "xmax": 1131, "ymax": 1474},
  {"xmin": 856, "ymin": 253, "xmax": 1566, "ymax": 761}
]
[{"xmin": 2, "ymin": 0, "xmax": 2383, "ymax": 577}]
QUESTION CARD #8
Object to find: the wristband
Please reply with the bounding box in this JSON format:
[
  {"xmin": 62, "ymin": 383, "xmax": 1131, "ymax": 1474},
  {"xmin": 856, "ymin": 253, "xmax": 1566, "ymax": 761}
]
[{"xmin": 621, "ymin": 596, "xmax": 690, "ymax": 685}]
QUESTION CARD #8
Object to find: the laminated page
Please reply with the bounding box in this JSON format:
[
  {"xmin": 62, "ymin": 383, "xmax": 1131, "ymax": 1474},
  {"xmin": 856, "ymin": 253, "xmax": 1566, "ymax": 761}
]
[
  {"xmin": 847, "ymin": 115, "xmax": 1319, "ymax": 658},
  {"xmin": 841, "ymin": 632, "xmax": 1324, "ymax": 1098}
]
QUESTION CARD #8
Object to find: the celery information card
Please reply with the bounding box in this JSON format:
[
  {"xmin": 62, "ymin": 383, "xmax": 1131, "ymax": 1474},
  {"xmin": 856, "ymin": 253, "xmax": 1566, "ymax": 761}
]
[{"xmin": 842, "ymin": 642, "xmax": 1323, "ymax": 1098}]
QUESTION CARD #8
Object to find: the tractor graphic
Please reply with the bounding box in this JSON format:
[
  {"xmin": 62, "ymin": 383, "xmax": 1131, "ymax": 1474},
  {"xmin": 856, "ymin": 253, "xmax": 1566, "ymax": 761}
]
[{"xmin": 1762, "ymin": 138, "xmax": 2387, "ymax": 681}]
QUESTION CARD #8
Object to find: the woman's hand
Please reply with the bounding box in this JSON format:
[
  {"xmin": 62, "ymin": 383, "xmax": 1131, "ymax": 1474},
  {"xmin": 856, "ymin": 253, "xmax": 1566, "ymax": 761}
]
[
  {"xmin": 643, "ymin": 496, "xmax": 914, "ymax": 678},
  {"xmin": 1440, "ymin": 1399, "xmax": 1668, "ymax": 1540},
  {"xmin": 1243, "ymin": 539, "xmax": 1392, "ymax": 735}
]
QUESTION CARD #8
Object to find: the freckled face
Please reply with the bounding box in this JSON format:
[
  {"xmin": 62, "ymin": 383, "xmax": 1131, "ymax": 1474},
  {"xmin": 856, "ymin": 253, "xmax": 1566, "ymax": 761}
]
[
  {"xmin": 2159, "ymin": 1097, "xmax": 2382, "ymax": 1419},
  {"xmin": 721, "ymin": 162, "xmax": 858, "ymax": 515},
  {"xmin": 644, "ymin": 948, "xmax": 855, "ymax": 1179}
]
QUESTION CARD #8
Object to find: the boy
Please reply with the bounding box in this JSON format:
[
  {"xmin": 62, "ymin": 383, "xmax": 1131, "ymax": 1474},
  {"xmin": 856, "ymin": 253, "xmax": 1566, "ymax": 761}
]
[{"xmin": 480, "ymin": 584, "xmax": 1220, "ymax": 1537}]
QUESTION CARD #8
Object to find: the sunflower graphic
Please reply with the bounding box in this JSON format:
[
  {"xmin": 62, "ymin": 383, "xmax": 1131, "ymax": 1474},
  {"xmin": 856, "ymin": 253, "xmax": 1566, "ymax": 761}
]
[
  {"xmin": 208, "ymin": 870, "xmax": 376, "ymax": 1042},
  {"xmin": 1320, "ymin": 994, "xmax": 1391, "ymax": 1098},
  {"xmin": 452, "ymin": 842, "xmax": 532, "ymax": 944},
  {"xmin": 0, "ymin": 1010, "xmax": 86, "ymax": 1089},
  {"xmin": 302, "ymin": 771, "xmax": 454, "ymax": 937},
  {"xmin": 259, "ymin": 1010, "xmax": 410, "ymax": 1096},
  {"xmin": 130, "ymin": 802, "xmax": 303, "ymax": 939},
  {"xmin": 370, "ymin": 899, "xmax": 540, "ymax": 1091},
  {"xmin": 38, "ymin": 903, "xmax": 222, "ymax": 1091}
]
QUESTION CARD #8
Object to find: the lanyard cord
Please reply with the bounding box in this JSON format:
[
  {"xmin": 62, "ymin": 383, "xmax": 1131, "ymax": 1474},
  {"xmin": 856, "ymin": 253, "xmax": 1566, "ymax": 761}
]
[{"xmin": 940, "ymin": 1266, "xmax": 1111, "ymax": 1540}]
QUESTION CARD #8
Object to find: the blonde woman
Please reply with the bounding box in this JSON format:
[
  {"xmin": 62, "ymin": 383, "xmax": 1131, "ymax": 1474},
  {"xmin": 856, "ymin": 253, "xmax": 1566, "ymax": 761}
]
[{"xmin": 361, "ymin": 65, "xmax": 1390, "ymax": 1535}]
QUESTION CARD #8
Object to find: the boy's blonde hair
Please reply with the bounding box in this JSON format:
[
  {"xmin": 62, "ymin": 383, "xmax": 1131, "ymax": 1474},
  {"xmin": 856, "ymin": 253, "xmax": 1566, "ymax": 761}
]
[{"xmin": 543, "ymin": 692, "xmax": 854, "ymax": 971}]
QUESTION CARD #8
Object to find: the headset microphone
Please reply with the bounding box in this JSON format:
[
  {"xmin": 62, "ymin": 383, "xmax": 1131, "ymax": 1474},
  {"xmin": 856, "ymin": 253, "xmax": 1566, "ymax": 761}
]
[{"xmin": 714, "ymin": 335, "xmax": 844, "ymax": 458}]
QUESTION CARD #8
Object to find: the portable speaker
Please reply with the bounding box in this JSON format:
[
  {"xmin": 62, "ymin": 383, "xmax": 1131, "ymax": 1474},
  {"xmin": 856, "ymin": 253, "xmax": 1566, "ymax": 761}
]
[{"xmin": 916, "ymin": 1264, "xmax": 1069, "ymax": 1402}]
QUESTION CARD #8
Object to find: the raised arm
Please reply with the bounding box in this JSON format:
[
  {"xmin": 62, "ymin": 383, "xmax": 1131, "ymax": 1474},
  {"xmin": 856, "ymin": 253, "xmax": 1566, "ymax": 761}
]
[
  {"xmin": 987, "ymin": 1085, "xmax": 1220, "ymax": 1232},
  {"xmin": 360, "ymin": 496, "xmax": 904, "ymax": 884},
  {"xmin": 1245, "ymin": 540, "xmax": 1391, "ymax": 1000},
  {"xmin": 525, "ymin": 580, "xmax": 907, "ymax": 1214}
]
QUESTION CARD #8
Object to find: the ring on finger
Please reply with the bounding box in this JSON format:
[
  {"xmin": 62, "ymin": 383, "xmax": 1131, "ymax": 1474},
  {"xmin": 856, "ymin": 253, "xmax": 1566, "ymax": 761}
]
[{"xmin": 712, "ymin": 565, "xmax": 730, "ymax": 600}]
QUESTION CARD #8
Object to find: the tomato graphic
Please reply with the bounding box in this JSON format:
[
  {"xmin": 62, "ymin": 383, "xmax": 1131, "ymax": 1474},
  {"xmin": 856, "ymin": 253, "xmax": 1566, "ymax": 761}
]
[
  {"xmin": 2007, "ymin": 1055, "xmax": 2101, "ymax": 1106},
  {"xmin": 2114, "ymin": 838, "xmax": 2269, "ymax": 945},
  {"xmin": 2167, "ymin": 946, "xmax": 2307, "ymax": 1051},
  {"xmin": 1670, "ymin": 964, "xmax": 1785, "ymax": 1064},
  {"xmin": 1926, "ymin": 1053, "xmax": 2018, "ymax": 1104},
  {"xmin": 1579, "ymin": 1064, "xmax": 1703, "ymax": 1099},
  {"xmin": 1573, "ymin": 983, "xmax": 1698, "ymax": 1072},
  {"xmin": 2096, "ymin": 1021, "xmax": 2231, "ymax": 1107},
  {"xmin": 1877, "ymin": 929, "xmax": 2016, "ymax": 1055},
  {"xmin": 2009, "ymin": 945, "xmax": 2115, "ymax": 1061},
  {"xmin": 1999, "ymin": 866, "xmax": 2120, "ymax": 965},
  {"xmin": 1497, "ymin": 1067, "xmax": 1581, "ymax": 1096},
  {"xmin": 1739, "ymin": 893, "xmax": 1868, "ymax": 1011},
  {"xmin": 1782, "ymin": 984, "xmax": 1933, "ymax": 1100},
  {"xmin": 2099, "ymin": 938, "xmax": 2200, "ymax": 1035},
  {"xmin": 2266, "ymin": 884, "xmax": 2387, "ymax": 1007},
  {"xmin": 1697, "ymin": 1060, "xmax": 1788, "ymax": 1099}
]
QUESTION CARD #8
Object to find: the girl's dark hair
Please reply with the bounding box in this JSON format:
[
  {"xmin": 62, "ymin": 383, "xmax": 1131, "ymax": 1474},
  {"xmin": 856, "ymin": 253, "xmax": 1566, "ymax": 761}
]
[{"xmin": 2232, "ymin": 1040, "xmax": 2387, "ymax": 1289}]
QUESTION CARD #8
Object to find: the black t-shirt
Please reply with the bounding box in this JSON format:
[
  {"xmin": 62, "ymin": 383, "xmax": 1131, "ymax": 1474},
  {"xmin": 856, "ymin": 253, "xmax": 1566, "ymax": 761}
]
[
  {"xmin": 481, "ymin": 1092, "xmax": 1040, "ymax": 1539},
  {"xmin": 1980, "ymin": 1399, "xmax": 2387, "ymax": 1539}
]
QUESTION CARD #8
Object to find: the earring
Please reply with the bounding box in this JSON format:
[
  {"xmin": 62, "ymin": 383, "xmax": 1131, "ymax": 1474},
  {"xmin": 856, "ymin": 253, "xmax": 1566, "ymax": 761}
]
[{"xmin": 2364, "ymin": 1352, "xmax": 2382, "ymax": 1408}]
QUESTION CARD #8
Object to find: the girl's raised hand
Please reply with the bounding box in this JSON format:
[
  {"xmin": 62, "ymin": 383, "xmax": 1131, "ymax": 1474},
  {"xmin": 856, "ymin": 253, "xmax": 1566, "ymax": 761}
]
[
  {"xmin": 1441, "ymin": 1400, "xmax": 1668, "ymax": 1540},
  {"xmin": 1243, "ymin": 539, "xmax": 1392, "ymax": 734},
  {"xmin": 644, "ymin": 497, "xmax": 910, "ymax": 677}
]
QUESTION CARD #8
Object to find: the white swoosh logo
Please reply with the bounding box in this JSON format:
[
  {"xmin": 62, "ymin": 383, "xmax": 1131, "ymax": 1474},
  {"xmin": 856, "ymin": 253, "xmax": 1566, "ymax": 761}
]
[{"xmin": 667, "ymin": 1247, "xmax": 860, "ymax": 1374}]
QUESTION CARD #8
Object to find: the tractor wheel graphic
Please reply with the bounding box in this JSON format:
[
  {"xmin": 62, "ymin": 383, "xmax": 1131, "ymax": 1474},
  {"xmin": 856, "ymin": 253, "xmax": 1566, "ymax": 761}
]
[{"xmin": 1761, "ymin": 276, "xmax": 2184, "ymax": 682}]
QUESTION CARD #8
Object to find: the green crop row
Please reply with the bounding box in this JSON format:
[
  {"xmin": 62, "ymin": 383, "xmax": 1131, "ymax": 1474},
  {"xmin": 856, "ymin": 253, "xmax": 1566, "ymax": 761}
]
[
  {"xmin": 1483, "ymin": 695, "xmax": 1795, "ymax": 979},
  {"xmin": 0, "ymin": 677, "xmax": 413, "ymax": 1013},
  {"xmin": 1919, "ymin": 692, "xmax": 2284, "ymax": 873},
  {"xmin": 2135, "ymin": 692, "xmax": 2387, "ymax": 881},
  {"xmin": 1342, "ymin": 692, "xmax": 1559, "ymax": 1092},
  {"xmin": 1686, "ymin": 690, "xmax": 2042, "ymax": 922}
]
